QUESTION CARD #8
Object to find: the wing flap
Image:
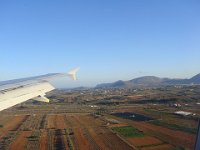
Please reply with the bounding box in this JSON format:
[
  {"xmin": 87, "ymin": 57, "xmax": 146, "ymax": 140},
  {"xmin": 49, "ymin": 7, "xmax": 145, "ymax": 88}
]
[{"xmin": 33, "ymin": 95, "xmax": 50, "ymax": 103}]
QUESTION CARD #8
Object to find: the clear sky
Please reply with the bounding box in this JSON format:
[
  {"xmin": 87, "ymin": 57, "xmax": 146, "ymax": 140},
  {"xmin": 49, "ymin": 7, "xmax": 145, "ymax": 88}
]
[{"xmin": 0, "ymin": 0, "xmax": 200, "ymax": 88}]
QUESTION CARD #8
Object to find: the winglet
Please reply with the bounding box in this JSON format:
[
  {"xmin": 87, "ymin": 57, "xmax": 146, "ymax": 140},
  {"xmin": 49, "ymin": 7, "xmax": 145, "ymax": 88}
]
[{"xmin": 68, "ymin": 67, "xmax": 80, "ymax": 81}]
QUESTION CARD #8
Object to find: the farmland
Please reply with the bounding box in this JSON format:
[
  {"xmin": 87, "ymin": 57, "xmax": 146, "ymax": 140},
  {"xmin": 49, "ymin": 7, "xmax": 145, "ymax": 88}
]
[
  {"xmin": 0, "ymin": 111, "xmax": 133, "ymax": 150},
  {"xmin": 0, "ymin": 85, "xmax": 200, "ymax": 150},
  {"xmin": 112, "ymin": 126, "xmax": 145, "ymax": 137}
]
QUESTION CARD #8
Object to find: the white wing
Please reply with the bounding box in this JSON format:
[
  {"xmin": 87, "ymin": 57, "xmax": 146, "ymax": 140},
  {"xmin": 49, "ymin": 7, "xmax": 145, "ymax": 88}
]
[{"xmin": 0, "ymin": 67, "xmax": 79, "ymax": 111}]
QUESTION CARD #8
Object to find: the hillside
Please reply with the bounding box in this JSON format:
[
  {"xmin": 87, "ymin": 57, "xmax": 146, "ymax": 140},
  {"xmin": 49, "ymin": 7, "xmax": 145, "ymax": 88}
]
[{"xmin": 96, "ymin": 73, "xmax": 200, "ymax": 88}]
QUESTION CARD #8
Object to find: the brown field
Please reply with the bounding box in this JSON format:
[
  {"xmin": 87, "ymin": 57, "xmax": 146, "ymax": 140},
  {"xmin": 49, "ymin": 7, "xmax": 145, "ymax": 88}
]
[
  {"xmin": 55, "ymin": 114, "xmax": 69, "ymax": 129},
  {"xmin": 0, "ymin": 115, "xmax": 29, "ymax": 139},
  {"xmin": 73, "ymin": 115, "xmax": 133, "ymax": 150},
  {"xmin": 141, "ymin": 144, "xmax": 174, "ymax": 150},
  {"xmin": 0, "ymin": 115, "xmax": 13, "ymax": 124},
  {"xmin": 132, "ymin": 121, "xmax": 196, "ymax": 149},
  {"xmin": 0, "ymin": 111, "xmax": 196, "ymax": 150},
  {"xmin": 0, "ymin": 112, "xmax": 134, "ymax": 150},
  {"xmin": 73, "ymin": 128, "xmax": 92, "ymax": 150},
  {"xmin": 47, "ymin": 115, "xmax": 56, "ymax": 129},
  {"xmin": 106, "ymin": 113, "xmax": 196, "ymax": 150},
  {"xmin": 9, "ymin": 131, "xmax": 32, "ymax": 150},
  {"xmin": 47, "ymin": 114, "xmax": 70, "ymax": 129},
  {"xmin": 39, "ymin": 130, "xmax": 48, "ymax": 150},
  {"xmin": 128, "ymin": 136, "xmax": 163, "ymax": 147},
  {"xmin": 0, "ymin": 98, "xmax": 198, "ymax": 150}
]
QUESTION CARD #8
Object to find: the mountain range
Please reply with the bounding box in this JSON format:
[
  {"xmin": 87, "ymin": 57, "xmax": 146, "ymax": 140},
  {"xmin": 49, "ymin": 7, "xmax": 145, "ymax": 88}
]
[{"xmin": 96, "ymin": 73, "xmax": 200, "ymax": 88}]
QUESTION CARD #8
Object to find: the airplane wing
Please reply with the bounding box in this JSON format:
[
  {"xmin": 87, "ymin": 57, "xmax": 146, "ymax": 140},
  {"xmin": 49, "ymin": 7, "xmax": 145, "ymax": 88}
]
[{"xmin": 0, "ymin": 67, "xmax": 80, "ymax": 111}]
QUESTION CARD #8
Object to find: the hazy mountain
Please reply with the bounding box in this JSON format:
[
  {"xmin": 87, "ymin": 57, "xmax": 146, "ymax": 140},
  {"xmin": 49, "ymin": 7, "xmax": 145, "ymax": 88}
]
[
  {"xmin": 95, "ymin": 80, "xmax": 127, "ymax": 88},
  {"xmin": 96, "ymin": 73, "xmax": 200, "ymax": 88},
  {"xmin": 190, "ymin": 73, "xmax": 200, "ymax": 83},
  {"xmin": 129, "ymin": 76, "xmax": 164, "ymax": 84}
]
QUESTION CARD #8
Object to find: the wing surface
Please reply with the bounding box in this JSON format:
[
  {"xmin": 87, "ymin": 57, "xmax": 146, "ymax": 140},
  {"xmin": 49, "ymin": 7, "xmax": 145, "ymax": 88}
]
[{"xmin": 0, "ymin": 67, "xmax": 79, "ymax": 111}]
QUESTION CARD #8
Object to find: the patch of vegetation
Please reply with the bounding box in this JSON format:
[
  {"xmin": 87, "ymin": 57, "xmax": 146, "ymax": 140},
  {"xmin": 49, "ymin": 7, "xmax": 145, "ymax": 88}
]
[
  {"xmin": 0, "ymin": 124, "xmax": 3, "ymax": 128},
  {"xmin": 149, "ymin": 120, "xmax": 197, "ymax": 134},
  {"xmin": 112, "ymin": 126, "xmax": 145, "ymax": 137},
  {"xmin": 27, "ymin": 135, "xmax": 39, "ymax": 141},
  {"xmin": 3, "ymin": 136, "xmax": 9, "ymax": 140},
  {"xmin": 66, "ymin": 129, "xmax": 75, "ymax": 150}
]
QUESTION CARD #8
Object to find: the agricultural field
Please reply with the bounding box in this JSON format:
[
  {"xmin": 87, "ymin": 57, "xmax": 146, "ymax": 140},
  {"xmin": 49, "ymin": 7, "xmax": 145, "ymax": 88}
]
[
  {"xmin": 110, "ymin": 125, "xmax": 179, "ymax": 150},
  {"xmin": 0, "ymin": 86, "xmax": 199, "ymax": 150},
  {"xmin": 112, "ymin": 126, "xmax": 145, "ymax": 137},
  {"xmin": 107, "ymin": 112, "xmax": 196, "ymax": 150},
  {"xmin": 0, "ymin": 111, "xmax": 133, "ymax": 150}
]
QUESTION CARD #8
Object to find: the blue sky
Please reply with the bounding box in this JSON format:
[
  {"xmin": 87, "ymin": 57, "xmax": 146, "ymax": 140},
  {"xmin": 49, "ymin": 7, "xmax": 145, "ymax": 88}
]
[{"xmin": 0, "ymin": 0, "xmax": 200, "ymax": 88}]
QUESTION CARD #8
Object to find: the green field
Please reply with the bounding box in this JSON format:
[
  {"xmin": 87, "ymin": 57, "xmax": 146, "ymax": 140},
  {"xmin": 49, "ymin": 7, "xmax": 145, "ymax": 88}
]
[{"xmin": 112, "ymin": 126, "xmax": 145, "ymax": 137}]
